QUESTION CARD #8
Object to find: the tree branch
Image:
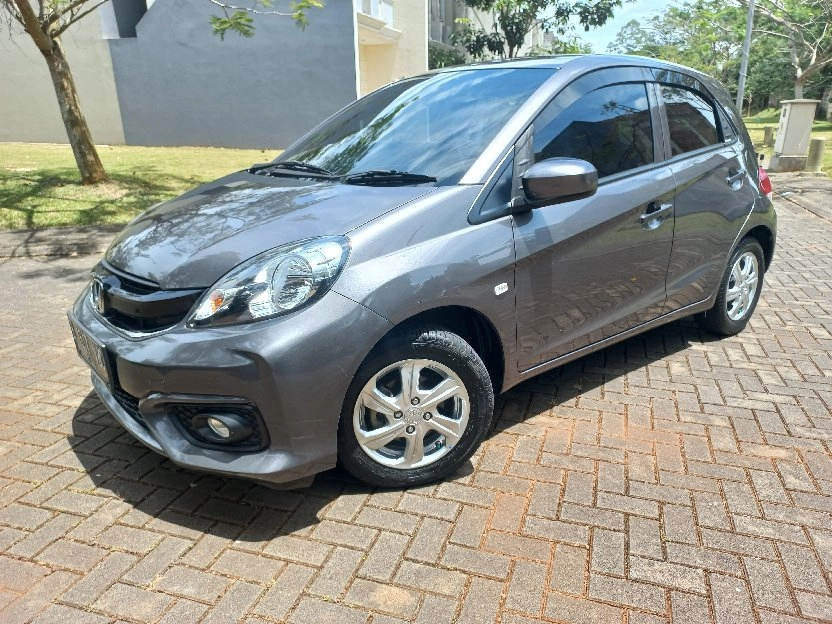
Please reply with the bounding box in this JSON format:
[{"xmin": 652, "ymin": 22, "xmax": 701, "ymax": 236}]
[
  {"xmin": 54, "ymin": 0, "xmax": 111, "ymax": 36},
  {"xmin": 10, "ymin": 0, "xmax": 51, "ymax": 53}
]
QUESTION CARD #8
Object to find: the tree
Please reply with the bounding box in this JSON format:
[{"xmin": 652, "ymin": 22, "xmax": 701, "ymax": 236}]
[
  {"xmin": 0, "ymin": 1, "xmax": 321, "ymax": 185},
  {"xmin": 450, "ymin": 0, "xmax": 623, "ymax": 60},
  {"xmin": 608, "ymin": 1, "xmax": 746, "ymax": 90},
  {"xmin": 737, "ymin": 0, "xmax": 832, "ymax": 98}
]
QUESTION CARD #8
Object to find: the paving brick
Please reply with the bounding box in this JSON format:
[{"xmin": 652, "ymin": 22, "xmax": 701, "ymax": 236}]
[
  {"xmin": 407, "ymin": 517, "xmax": 452, "ymax": 565},
  {"xmin": 155, "ymin": 565, "xmax": 230, "ymax": 603},
  {"xmin": 212, "ymin": 549, "xmax": 283, "ymax": 584},
  {"xmin": 544, "ymin": 592, "xmax": 624, "ymax": 624},
  {"xmin": 308, "ymin": 547, "xmax": 363, "ymax": 599},
  {"xmin": 414, "ymin": 594, "xmax": 457, "ymax": 624},
  {"xmin": 506, "ymin": 560, "xmax": 546, "ymax": 614},
  {"xmin": 670, "ymin": 591, "xmax": 712, "ymax": 623},
  {"xmin": 345, "ymin": 578, "xmax": 420, "ymax": 619},
  {"xmin": 710, "ymin": 573, "xmax": 755, "ymax": 624},
  {"xmin": 794, "ymin": 591, "xmax": 832, "ymax": 620},
  {"xmin": 561, "ymin": 502, "xmax": 624, "ymax": 531},
  {"xmin": 589, "ymin": 574, "xmax": 666, "ymax": 613},
  {"xmin": 484, "ymin": 531, "xmax": 552, "ymax": 562},
  {"xmin": 457, "ymin": 576, "xmax": 503, "ymax": 624},
  {"xmin": 121, "ymin": 535, "xmax": 191, "ymax": 586},
  {"xmin": 251, "ymin": 564, "xmax": 314, "ymax": 621},
  {"xmin": 394, "ymin": 560, "xmax": 467, "ymax": 597},
  {"xmin": 156, "ymin": 599, "xmax": 209, "ymax": 624},
  {"xmin": 312, "ymin": 519, "xmax": 377, "ymax": 550},
  {"xmin": 288, "ymin": 596, "xmax": 369, "ymax": 624},
  {"xmin": 628, "ymin": 556, "xmax": 706, "ymax": 594},
  {"xmin": 29, "ymin": 603, "xmax": 110, "ymax": 624},
  {"xmin": 201, "ymin": 581, "xmax": 262, "ymax": 624},
  {"xmin": 665, "ymin": 543, "xmax": 743, "ymax": 576},
  {"xmin": 8, "ymin": 513, "xmax": 80, "ymax": 559},
  {"xmin": 778, "ymin": 542, "xmax": 830, "ymax": 594},
  {"xmin": 360, "ymin": 532, "xmax": 410, "ymax": 581},
  {"xmin": 744, "ymin": 556, "xmax": 796, "ymax": 612},
  {"xmin": 591, "ymin": 529, "xmax": 625, "ymax": 576},
  {"xmin": 490, "ymin": 493, "xmax": 528, "ymax": 532},
  {"xmin": 449, "ymin": 505, "xmax": 489, "ymax": 548},
  {"xmin": 550, "ymin": 543, "xmax": 587, "ymax": 594},
  {"xmin": 0, "ymin": 503, "xmax": 53, "ymax": 530},
  {"xmin": 523, "ymin": 517, "xmax": 588, "ymax": 547},
  {"xmin": 397, "ymin": 492, "xmax": 460, "ymax": 521},
  {"xmin": 93, "ymin": 582, "xmax": 173, "ymax": 622},
  {"xmin": 0, "ymin": 556, "xmax": 49, "ymax": 593},
  {"xmin": 442, "ymin": 544, "xmax": 511, "ymax": 579},
  {"xmin": 629, "ymin": 517, "xmax": 663, "ymax": 560},
  {"xmin": 35, "ymin": 539, "xmax": 106, "ymax": 572},
  {"xmin": 262, "ymin": 534, "xmax": 332, "ymax": 566},
  {"xmin": 355, "ymin": 506, "xmax": 419, "ymax": 535}
]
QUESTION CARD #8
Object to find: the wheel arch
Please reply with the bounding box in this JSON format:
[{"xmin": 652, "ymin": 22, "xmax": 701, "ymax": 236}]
[
  {"xmin": 373, "ymin": 305, "xmax": 506, "ymax": 395},
  {"xmin": 744, "ymin": 225, "xmax": 775, "ymax": 271}
]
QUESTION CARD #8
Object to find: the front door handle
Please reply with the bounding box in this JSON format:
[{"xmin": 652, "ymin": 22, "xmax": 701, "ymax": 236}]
[{"xmin": 640, "ymin": 202, "xmax": 673, "ymax": 229}]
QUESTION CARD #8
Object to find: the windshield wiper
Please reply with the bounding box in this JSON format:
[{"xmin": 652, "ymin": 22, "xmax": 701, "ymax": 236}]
[
  {"xmin": 341, "ymin": 170, "xmax": 437, "ymax": 186},
  {"xmin": 248, "ymin": 160, "xmax": 336, "ymax": 178}
]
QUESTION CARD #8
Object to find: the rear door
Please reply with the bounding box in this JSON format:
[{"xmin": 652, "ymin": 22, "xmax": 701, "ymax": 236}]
[
  {"xmin": 655, "ymin": 79, "xmax": 757, "ymax": 311},
  {"xmin": 513, "ymin": 69, "xmax": 676, "ymax": 371}
]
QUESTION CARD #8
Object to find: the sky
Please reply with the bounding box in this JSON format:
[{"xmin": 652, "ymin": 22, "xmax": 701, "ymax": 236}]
[{"xmin": 572, "ymin": 0, "xmax": 676, "ymax": 53}]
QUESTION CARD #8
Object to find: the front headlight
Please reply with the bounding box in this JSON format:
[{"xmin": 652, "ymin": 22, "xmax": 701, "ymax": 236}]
[{"xmin": 187, "ymin": 237, "xmax": 350, "ymax": 327}]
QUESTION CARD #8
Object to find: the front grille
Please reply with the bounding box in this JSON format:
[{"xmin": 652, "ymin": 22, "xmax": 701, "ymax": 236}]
[
  {"xmin": 170, "ymin": 403, "xmax": 268, "ymax": 453},
  {"xmin": 91, "ymin": 262, "xmax": 203, "ymax": 333}
]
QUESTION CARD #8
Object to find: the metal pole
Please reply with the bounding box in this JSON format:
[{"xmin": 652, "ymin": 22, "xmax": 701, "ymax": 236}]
[{"xmin": 736, "ymin": 0, "xmax": 755, "ymax": 111}]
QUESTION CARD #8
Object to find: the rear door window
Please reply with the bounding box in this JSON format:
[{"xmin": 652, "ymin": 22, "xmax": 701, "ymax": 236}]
[{"xmin": 661, "ymin": 86, "xmax": 720, "ymax": 155}]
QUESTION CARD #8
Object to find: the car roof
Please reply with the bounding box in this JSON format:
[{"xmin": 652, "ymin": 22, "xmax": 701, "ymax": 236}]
[{"xmin": 433, "ymin": 53, "xmax": 712, "ymax": 81}]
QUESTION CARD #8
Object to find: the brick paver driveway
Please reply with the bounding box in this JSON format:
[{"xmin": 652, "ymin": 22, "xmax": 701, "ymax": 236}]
[{"xmin": 1, "ymin": 195, "xmax": 831, "ymax": 624}]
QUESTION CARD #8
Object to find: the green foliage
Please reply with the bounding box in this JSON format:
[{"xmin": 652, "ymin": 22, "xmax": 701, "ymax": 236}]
[
  {"xmin": 428, "ymin": 42, "xmax": 468, "ymax": 69},
  {"xmin": 210, "ymin": 0, "xmax": 324, "ymax": 40},
  {"xmin": 450, "ymin": 0, "xmax": 622, "ymax": 59},
  {"xmin": 528, "ymin": 34, "xmax": 592, "ymax": 56},
  {"xmin": 608, "ymin": 0, "xmax": 745, "ymax": 89}
]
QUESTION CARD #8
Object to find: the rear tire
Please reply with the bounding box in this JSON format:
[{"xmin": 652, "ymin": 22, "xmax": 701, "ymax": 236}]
[
  {"xmin": 337, "ymin": 327, "xmax": 494, "ymax": 488},
  {"xmin": 697, "ymin": 237, "xmax": 765, "ymax": 336}
]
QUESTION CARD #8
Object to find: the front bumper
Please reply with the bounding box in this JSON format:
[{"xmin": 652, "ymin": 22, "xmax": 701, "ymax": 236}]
[{"xmin": 70, "ymin": 287, "xmax": 392, "ymax": 484}]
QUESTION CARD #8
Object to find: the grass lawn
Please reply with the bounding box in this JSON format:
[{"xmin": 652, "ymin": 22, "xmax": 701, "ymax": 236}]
[
  {"xmin": 0, "ymin": 143, "xmax": 280, "ymax": 230},
  {"xmin": 744, "ymin": 108, "xmax": 832, "ymax": 176}
]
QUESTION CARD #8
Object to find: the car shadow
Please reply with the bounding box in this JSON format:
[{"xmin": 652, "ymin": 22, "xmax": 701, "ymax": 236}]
[{"xmin": 68, "ymin": 316, "xmax": 716, "ymax": 536}]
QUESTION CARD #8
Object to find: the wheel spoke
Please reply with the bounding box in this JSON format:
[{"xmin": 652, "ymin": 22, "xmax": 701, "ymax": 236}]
[
  {"xmin": 402, "ymin": 431, "xmax": 425, "ymax": 466},
  {"xmin": 726, "ymin": 285, "xmax": 742, "ymax": 305},
  {"xmin": 428, "ymin": 413, "xmax": 463, "ymax": 445},
  {"xmin": 356, "ymin": 421, "xmax": 407, "ymax": 450},
  {"xmin": 419, "ymin": 377, "xmax": 460, "ymax": 410},
  {"xmin": 400, "ymin": 361, "xmax": 421, "ymax": 406},
  {"xmin": 360, "ymin": 387, "xmax": 400, "ymax": 417}
]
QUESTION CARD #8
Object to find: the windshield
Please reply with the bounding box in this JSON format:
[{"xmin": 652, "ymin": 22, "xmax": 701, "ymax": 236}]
[{"xmin": 278, "ymin": 68, "xmax": 555, "ymax": 185}]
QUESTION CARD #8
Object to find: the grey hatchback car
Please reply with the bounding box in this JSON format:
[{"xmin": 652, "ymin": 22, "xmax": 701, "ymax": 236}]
[{"xmin": 69, "ymin": 55, "xmax": 776, "ymax": 488}]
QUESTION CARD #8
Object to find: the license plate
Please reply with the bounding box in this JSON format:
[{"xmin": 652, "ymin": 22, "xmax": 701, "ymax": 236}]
[{"xmin": 68, "ymin": 314, "xmax": 112, "ymax": 387}]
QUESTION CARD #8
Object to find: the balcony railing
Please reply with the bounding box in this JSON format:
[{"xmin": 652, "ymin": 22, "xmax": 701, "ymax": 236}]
[{"xmin": 356, "ymin": 0, "xmax": 394, "ymax": 26}]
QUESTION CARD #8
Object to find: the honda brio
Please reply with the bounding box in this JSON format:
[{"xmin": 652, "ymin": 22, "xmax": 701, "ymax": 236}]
[{"xmin": 69, "ymin": 55, "xmax": 776, "ymax": 488}]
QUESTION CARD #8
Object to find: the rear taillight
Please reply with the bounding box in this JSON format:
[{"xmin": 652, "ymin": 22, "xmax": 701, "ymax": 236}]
[{"xmin": 758, "ymin": 166, "xmax": 773, "ymax": 200}]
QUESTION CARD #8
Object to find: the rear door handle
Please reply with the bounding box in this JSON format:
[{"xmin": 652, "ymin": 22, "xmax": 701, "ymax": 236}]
[
  {"xmin": 726, "ymin": 169, "xmax": 746, "ymax": 186},
  {"xmin": 640, "ymin": 202, "xmax": 673, "ymax": 228}
]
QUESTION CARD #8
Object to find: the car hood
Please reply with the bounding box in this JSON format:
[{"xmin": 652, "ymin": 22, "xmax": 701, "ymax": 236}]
[{"xmin": 105, "ymin": 172, "xmax": 436, "ymax": 289}]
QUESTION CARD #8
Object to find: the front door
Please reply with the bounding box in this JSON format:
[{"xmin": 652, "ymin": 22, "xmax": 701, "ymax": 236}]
[{"xmin": 513, "ymin": 80, "xmax": 675, "ymax": 371}]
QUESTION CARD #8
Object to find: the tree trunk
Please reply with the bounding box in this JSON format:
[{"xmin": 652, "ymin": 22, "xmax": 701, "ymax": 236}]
[
  {"xmin": 794, "ymin": 78, "xmax": 804, "ymax": 99},
  {"xmin": 42, "ymin": 38, "xmax": 106, "ymax": 184}
]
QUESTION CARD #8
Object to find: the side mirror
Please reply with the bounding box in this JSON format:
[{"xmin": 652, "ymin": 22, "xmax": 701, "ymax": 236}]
[{"xmin": 512, "ymin": 157, "xmax": 598, "ymax": 211}]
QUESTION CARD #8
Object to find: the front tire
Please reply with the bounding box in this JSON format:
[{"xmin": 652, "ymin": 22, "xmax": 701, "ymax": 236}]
[
  {"xmin": 338, "ymin": 327, "xmax": 494, "ymax": 488},
  {"xmin": 697, "ymin": 237, "xmax": 765, "ymax": 336}
]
